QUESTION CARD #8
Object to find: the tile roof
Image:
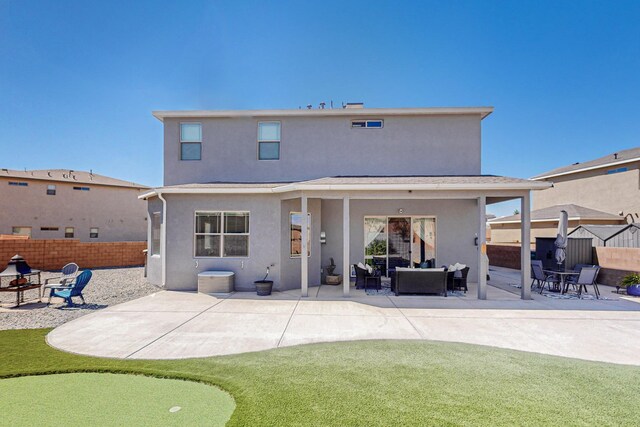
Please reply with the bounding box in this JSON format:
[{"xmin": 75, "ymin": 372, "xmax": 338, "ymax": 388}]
[
  {"xmin": 490, "ymin": 204, "xmax": 625, "ymax": 224},
  {"xmin": 142, "ymin": 175, "xmax": 549, "ymax": 198},
  {"xmin": 153, "ymin": 106, "xmax": 494, "ymax": 121},
  {"xmin": 294, "ymin": 175, "xmax": 543, "ymax": 186},
  {"xmin": 532, "ymin": 146, "xmax": 640, "ymax": 179},
  {"xmin": 0, "ymin": 168, "xmax": 149, "ymax": 189}
]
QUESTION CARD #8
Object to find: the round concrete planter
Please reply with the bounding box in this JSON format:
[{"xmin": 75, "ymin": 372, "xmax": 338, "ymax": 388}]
[
  {"xmin": 626, "ymin": 284, "xmax": 640, "ymax": 296},
  {"xmin": 255, "ymin": 280, "xmax": 273, "ymax": 296}
]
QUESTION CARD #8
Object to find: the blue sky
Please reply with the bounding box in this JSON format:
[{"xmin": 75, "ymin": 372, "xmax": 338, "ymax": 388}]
[{"xmin": 1, "ymin": 1, "xmax": 639, "ymax": 216}]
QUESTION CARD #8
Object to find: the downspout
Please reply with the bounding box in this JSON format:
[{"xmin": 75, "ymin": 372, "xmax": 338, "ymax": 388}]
[{"xmin": 158, "ymin": 191, "xmax": 167, "ymax": 288}]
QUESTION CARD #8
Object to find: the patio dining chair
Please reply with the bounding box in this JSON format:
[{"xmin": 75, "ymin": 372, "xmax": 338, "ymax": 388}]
[
  {"xmin": 565, "ymin": 266, "xmax": 600, "ymax": 299},
  {"xmin": 533, "ymin": 263, "xmax": 560, "ymax": 294},
  {"xmin": 47, "ymin": 270, "xmax": 92, "ymax": 306},
  {"xmin": 43, "ymin": 263, "xmax": 79, "ymax": 298}
]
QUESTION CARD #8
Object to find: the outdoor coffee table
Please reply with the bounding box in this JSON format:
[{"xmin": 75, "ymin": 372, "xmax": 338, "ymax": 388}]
[
  {"xmin": 543, "ymin": 269, "xmax": 578, "ymax": 294},
  {"xmin": 0, "ymin": 270, "xmax": 42, "ymax": 307}
]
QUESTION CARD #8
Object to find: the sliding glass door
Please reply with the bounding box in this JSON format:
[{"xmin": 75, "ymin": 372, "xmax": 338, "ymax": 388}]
[{"xmin": 364, "ymin": 216, "xmax": 436, "ymax": 276}]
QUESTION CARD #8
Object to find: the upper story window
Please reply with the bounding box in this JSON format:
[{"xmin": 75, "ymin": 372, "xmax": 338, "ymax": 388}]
[
  {"xmin": 8, "ymin": 181, "xmax": 28, "ymax": 186},
  {"xmin": 180, "ymin": 123, "xmax": 202, "ymax": 161},
  {"xmin": 258, "ymin": 122, "xmax": 280, "ymax": 160},
  {"xmin": 65, "ymin": 227, "xmax": 74, "ymax": 238},
  {"xmin": 73, "ymin": 186, "xmax": 90, "ymax": 191},
  {"xmin": 40, "ymin": 227, "xmax": 59, "ymax": 231},
  {"xmin": 12, "ymin": 226, "xmax": 31, "ymax": 237},
  {"xmin": 351, "ymin": 119, "xmax": 383, "ymax": 129},
  {"xmin": 47, "ymin": 185, "xmax": 56, "ymax": 195},
  {"xmin": 606, "ymin": 167, "xmax": 628, "ymax": 175},
  {"xmin": 90, "ymin": 227, "xmax": 99, "ymax": 238}
]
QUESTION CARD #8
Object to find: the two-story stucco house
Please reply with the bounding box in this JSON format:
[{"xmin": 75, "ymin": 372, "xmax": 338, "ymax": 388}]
[
  {"xmin": 141, "ymin": 105, "xmax": 549, "ymax": 300},
  {"xmin": 532, "ymin": 147, "xmax": 640, "ymax": 221},
  {"xmin": 1, "ymin": 169, "xmax": 149, "ymax": 242}
]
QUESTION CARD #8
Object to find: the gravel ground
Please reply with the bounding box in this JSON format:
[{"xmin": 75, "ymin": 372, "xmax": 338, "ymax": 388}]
[{"xmin": 0, "ymin": 267, "xmax": 160, "ymax": 330}]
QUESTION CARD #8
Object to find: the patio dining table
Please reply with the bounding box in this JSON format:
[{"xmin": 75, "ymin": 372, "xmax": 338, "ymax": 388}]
[
  {"xmin": 0, "ymin": 270, "xmax": 42, "ymax": 307},
  {"xmin": 543, "ymin": 269, "xmax": 578, "ymax": 294}
]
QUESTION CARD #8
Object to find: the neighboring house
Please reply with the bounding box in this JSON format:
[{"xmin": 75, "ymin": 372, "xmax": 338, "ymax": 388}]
[
  {"xmin": 489, "ymin": 204, "xmax": 626, "ymax": 244},
  {"xmin": 532, "ymin": 147, "xmax": 640, "ymax": 222},
  {"xmin": 0, "ymin": 169, "xmax": 149, "ymax": 242},
  {"xmin": 141, "ymin": 105, "xmax": 549, "ymax": 300}
]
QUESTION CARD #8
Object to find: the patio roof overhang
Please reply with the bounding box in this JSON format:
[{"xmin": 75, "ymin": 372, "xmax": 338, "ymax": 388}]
[{"xmin": 138, "ymin": 176, "xmax": 551, "ymax": 200}]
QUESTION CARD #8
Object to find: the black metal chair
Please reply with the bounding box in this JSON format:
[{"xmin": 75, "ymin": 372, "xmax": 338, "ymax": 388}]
[
  {"xmin": 565, "ymin": 266, "xmax": 600, "ymax": 298},
  {"xmin": 533, "ymin": 263, "xmax": 560, "ymax": 294}
]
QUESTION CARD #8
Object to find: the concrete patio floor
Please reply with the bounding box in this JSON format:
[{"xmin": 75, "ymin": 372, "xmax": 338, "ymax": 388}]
[{"xmin": 47, "ymin": 268, "xmax": 640, "ymax": 365}]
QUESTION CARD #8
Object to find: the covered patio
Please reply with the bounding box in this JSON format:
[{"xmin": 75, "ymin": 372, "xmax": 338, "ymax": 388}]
[{"xmin": 283, "ymin": 176, "xmax": 550, "ymax": 300}]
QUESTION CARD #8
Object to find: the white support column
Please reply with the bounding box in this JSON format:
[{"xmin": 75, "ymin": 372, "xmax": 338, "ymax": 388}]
[
  {"xmin": 301, "ymin": 194, "xmax": 309, "ymax": 298},
  {"xmin": 342, "ymin": 196, "xmax": 350, "ymax": 297},
  {"xmin": 477, "ymin": 196, "xmax": 487, "ymax": 300},
  {"xmin": 520, "ymin": 191, "xmax": 532, "ymax": 300}
]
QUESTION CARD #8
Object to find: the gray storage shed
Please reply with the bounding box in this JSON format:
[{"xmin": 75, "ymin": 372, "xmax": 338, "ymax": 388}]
[
  {"xmin": 535, "ymin": 237, "xmax": 593, "ymax": 270},
  {"xmin": 569, "ymin": 223, "xmax": 640, "ymax": 248}
]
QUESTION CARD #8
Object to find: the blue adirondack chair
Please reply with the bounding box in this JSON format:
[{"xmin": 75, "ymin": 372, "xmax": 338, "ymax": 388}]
[{"xmin": 48, "ymin": 270, "xmax": 92, "ymax": 306}]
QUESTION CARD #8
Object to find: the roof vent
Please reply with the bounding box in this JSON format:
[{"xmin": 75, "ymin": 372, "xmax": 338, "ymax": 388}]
[
  {"xmin": 344, "ymin": 102, "xmax": 364, "ymax": 109},
  {"xmin": 614, "ymin": 152, "xmax": 618, "ymax": 159}
]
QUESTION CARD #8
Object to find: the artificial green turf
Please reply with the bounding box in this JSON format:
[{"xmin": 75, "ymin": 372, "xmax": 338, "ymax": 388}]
[
  {"xmin": 0, "ymin": 373, "xmax": 234, "ymax": 426},
  {"xmin": 2, "ymin": 329, "xmax": 640, "ymax": 426}
]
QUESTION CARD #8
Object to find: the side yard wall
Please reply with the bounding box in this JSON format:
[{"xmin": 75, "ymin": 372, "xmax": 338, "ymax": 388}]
[
  {"xmin": 487, "ymin": 244, "xmax": 522, "ymax": 270},
  {"xmin": 0, "ymin": 239, "xmax": 146, "ymax": 271},
  {"xmin": 487, "ymin": 244, "xmax": 640, "ymax": 286},
  {"xmin": 593, "ymin": 247, "xmax": 640, "ymax": 287}
]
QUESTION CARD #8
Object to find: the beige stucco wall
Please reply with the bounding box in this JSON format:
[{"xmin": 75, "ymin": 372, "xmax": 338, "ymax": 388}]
[
  {"xmin": 148, "ymin": 193, "xmax": 487, "ymax": 291},
  {"xmin": 163, "ymin": 114, "xmax": 482, "ymax": 185},
  {"xmin": 534, "ymin": 162, "xmax": 640, "ymax": 218},
  {"xmin": 0, "ymin": 177, "xmax": 148, "ymax": 242}
]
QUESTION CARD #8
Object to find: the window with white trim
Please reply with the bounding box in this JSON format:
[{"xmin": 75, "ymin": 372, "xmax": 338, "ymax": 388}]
[
  {"xmin": 12, "ymin": 226, "xmax": 31, "ymax": 237},
  {"xmin": 290, "ymin": 212, "xmax": 311, "ymax": 257},
  {"xmin": 47, "ymin": 185, "xmax": 56, "ymax": 195},
  {"xmin": 351, "ymin": 119, "xmax": 383, "ymax": 128},
  {"xmin": 90, "ymin": 227, "xmax": 99, "ymax": 238},
  {"xmin": 258, "ymin": 122, "xmax": 280, "ymax": 160},
  {"xmin": 180, "ymin": 123, "xmax": 202, "ymax": 160},
  {"xmin": 151, "ymin": 212, "xmax": 161, "ymax": 255},
  {"xmin": 195, "ymin": 212, "xmax": 249, "ymax": 257},
  {"xmin": 65, "ymin": 227, "xmax": 74, "ymax": 238}
]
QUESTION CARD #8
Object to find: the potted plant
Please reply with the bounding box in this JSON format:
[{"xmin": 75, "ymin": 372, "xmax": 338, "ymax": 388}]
[
  {"xmin": 621, "ymin": 273, "xmax": 640, "ymax": 296},
  {"xmin": 255, "ymin": 266, "xmax": 274, "ymax": 296}
]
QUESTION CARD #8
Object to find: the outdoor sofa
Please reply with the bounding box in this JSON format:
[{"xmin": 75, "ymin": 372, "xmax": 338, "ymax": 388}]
[{"xmin": 393, "ymin": 267, "xmax": 447, "ymax": 296}]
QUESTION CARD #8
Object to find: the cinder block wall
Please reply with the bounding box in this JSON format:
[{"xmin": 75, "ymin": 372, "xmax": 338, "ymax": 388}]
[
  {"xmin": 487, "ymin": 244, "xmax": 522, "ymax": 270},
  {"xmin": 0, "ymin": 239, "xmax": 146, "ymax": 271}
]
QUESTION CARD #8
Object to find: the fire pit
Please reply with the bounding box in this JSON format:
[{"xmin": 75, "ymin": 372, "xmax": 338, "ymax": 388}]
[{"xmin": 0, "ymin": 254, "xmax": 42, "ymax": 307}]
